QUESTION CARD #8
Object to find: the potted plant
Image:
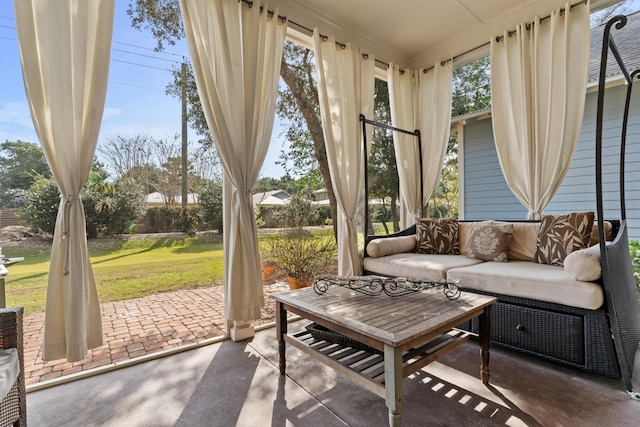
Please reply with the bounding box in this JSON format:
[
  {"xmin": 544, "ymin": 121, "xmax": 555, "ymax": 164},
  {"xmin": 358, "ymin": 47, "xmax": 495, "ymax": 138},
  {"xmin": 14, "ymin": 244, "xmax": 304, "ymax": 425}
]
[
  {"xmin": 264, "ymin": 228, "xmax": 336, "ymax": 289},
  {"xmin": 261, "ymin": 194, "xmax": 337, "ymax": 289}
]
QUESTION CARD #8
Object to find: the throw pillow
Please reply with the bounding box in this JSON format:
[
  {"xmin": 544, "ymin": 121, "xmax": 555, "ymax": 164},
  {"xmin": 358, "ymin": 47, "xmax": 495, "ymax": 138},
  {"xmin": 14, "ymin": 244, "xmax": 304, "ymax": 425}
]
[
  {"xmin": 415, "ymin": 218, "xmax": 460, "ymax": 254},
  {"xmin": 467, "ymin": 222, "xmax": 513, "ymax": 262},
  {"xmin": 563, "ymin": 244, "xmax": 602, "ymax": 282},
  {"xmin": 535, "ymin": 211, "xmax": 595, "ymax": 266},
  {"xmin": 366, "ymin": 235, "xmax": 416, "ymax": 258}
]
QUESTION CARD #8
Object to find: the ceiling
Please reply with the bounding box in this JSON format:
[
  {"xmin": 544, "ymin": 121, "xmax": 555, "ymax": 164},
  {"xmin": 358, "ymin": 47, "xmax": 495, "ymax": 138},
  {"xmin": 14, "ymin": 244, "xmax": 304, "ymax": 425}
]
[{"xmin": 272, "ymin": 0, "xmax": 618, "ymax": 70}]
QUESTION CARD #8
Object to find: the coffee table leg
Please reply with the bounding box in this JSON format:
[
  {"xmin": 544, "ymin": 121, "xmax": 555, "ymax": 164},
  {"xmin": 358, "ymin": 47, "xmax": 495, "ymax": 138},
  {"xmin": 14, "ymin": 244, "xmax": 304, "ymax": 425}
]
[
  {"xmin": 384, "ymin": 344, "xmax": 403, "ymax": 427},
  {"xmin": 276, "ymin": 301, "xmax": 287, "ymax": 375},
  {"xmin": 479, "ymin": 305, "xmax": 492, "ymax": 384}
]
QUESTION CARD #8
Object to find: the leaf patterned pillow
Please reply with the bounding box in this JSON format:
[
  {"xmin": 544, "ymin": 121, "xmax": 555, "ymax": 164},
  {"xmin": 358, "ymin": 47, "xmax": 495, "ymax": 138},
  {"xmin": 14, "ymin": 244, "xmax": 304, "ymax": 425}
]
[
  {"xmin": 534, "ymin": 212, "xmax": 595, "ymax": 266},
  {"xmin": 415, "ymin": 218, "xmax": 460, "ymax": 255},
  {"xmin": 467, "ymin": 222, "xmax": 513, "ymax": 262}
]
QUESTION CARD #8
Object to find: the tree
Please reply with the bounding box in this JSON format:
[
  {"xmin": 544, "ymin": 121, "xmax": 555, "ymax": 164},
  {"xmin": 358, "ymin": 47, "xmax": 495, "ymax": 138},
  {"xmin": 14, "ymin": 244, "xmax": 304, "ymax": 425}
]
[
  {"xmin": 451, "ymin": 57, "xmax": 491, "ymax": 118},
  {"xmin": 98, "ymin": 134, "xmax": 159, "ymax": 194},
  {"xmin": 0, "ymin": 140, "xmax": 51, "ymax": 207},
  {"xmin": 276, "ymin": 42, "xmax": 337, "ymax": 235},
  {"xmin": 127, "ymin": 3, "xmax": 340, "ymax": 238},
  {"xmin": 367, "ymin": 79, "xmax": 400, "ymax": 234},
  {"xmin": 591, "ymin": 0, "xmax": 632, "ymax": 26}
]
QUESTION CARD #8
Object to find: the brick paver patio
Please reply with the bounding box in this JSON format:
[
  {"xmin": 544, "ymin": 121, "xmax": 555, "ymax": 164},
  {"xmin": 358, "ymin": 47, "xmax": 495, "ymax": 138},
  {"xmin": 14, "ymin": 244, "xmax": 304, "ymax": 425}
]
[{"xmin": 22, "ymin": 280, "xmax": 290, "ymax": 386}]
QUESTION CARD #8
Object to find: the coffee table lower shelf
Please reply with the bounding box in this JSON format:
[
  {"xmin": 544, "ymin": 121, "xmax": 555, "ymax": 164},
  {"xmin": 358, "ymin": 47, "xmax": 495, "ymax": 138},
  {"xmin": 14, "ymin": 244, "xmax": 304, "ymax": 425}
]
[{"xmin": 284, "ymin": 327, "xmax": 472, "ymax": 398}]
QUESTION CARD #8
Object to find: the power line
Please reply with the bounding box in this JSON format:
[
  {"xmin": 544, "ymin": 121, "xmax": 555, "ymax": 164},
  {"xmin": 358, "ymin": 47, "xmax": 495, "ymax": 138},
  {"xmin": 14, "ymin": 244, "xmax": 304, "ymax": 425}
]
[
  {"xmin": 113, "ymin": 47, "xmax": 183, "ymax": 65},
  {"xmin": 113, "ymin": 40, "xmax": 185, "ymax": 59},
  {"xmin": 111, "ymin": 58, "xmax": 173, "ymax": 73},
  {"xmin": 110, "ymin": 81, "xmax": 166, "ymax": 92}
]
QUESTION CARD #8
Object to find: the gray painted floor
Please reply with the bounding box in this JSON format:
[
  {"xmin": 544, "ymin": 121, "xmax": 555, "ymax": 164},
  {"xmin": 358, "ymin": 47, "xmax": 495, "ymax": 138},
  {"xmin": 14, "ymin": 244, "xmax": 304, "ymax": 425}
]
[{"xmin": 27, "ymin": 321, "xmax": 640, "ymax": 426}]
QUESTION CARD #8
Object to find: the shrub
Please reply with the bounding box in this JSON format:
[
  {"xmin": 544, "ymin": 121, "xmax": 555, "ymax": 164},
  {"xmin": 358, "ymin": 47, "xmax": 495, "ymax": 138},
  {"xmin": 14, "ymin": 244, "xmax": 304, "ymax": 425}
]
[
  {"xmin": 199, "ymin": 181, "xmax": 223, "ymax": 232},
  {"xmin": 21, "ymin": 175, "xmax": 146, "ymax": 238},
  {"xmin": 630, "ymin": 240, "xmax": 640, "ymax": 288},
  {"xmin": 140, "ymin": 206, "xmax": 203, "ymax": 234},
  {"xmin": 20, "ymin": 176, "xmax": 59, "ymax": 234},
  {"xmin": 83, "ymin": 177, "xmax": 146, "ymax": 237},
  {"xmin": 281, "ymin": 195, "xmax": 319, "ymax": 228},
  {"xmin": 263, "ymin": 229, "xmax": 336, "ymax": 279},
  {"xmin": 180, "ymin": 208, "xmax": 200, "ymax": 236}
]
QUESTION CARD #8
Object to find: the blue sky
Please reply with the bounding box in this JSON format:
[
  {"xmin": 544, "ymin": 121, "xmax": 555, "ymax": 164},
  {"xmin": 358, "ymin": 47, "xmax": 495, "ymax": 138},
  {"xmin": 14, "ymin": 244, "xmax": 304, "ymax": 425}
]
[{"xmin": 0, "ymin": 0, "xmax": 287, "ymax": 179}]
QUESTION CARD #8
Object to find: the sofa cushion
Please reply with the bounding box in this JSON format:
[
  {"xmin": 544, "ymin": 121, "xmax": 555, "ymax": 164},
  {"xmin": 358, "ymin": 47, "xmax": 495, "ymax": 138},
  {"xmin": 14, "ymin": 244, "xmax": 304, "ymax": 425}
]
[
  {"xmin": 467, "ymin": 222, "xmax": 513, "ymax": 262},
  {"xmin": 589, "ymin": 221, "xmax": 613, "ymax": 246},
  {"xmin": 459, "ymin": 222, "xmax": 474, "ymax": 255},
  {"xmin": 366, "ymin": 235, "xmax": 416, "ymax": 258},
  {"xmin": 415, "ymin": 218, "xmax": 460, "ymax": 255},
  {"xmin": 508, "ymin": 222, "xmax": 541, "ymax": 261},
  {"xmin": 364, "ymin": 253, "xmax": 483, "ymax": 281},
  {"xmin": 535, "ymin": 212, "xmax": 595, "ymax": 266},
  {"xmin": 564, "ymin": 244, "xmax": 602, "ymax": 282},
  {"xmin": 0, "ymin": 348, "xmax": 19, "ymax": 401},
  {"xmin": 447, "ymin": 261, "xmax": 603, "ymax": 310}
]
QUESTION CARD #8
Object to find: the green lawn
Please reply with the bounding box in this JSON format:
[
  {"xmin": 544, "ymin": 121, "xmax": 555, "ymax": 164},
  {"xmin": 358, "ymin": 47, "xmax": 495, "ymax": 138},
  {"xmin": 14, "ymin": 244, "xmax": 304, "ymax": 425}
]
[
  {"xmin": 2, "ymin": 229, "xmax": 339, "ymax": 316},
  {"xmin": 2, "ymin": 235, "xmax": 225, "ymax": 316}
]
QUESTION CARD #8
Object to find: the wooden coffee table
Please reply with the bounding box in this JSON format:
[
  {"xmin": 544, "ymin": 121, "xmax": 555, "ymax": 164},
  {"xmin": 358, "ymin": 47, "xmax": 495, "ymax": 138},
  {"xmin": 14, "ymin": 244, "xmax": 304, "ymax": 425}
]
[{"xmin": 274, "ymin": 284, "xmax": 495, "ymax": 427}]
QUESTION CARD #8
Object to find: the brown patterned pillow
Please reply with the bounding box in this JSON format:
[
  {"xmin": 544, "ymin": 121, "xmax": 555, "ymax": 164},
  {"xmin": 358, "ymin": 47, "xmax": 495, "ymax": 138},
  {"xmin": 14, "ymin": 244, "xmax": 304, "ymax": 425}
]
[
  {"xmin": 467, "ymin": 222, "xmax": 513, "ymax": 262},
  {"xmin": 535, "ymin": 212, "xmax": 595, "ymax": 266},
  {"xmin": 415, "ymin": 218, "xmax": 460, "ymax": 254}
]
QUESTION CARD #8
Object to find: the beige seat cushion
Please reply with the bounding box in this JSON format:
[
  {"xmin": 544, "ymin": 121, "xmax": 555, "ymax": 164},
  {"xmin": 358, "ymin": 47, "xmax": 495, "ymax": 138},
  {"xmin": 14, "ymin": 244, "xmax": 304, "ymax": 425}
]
[
  {"xmin": 447, "ymin": 261, "xmax": 603, "ymax": 310},
  {"xmin": 364, "ymin": 253, "xmax": 483, "ymax": 281},
  {"xmin": 0, "ymin": 348, "xmax": 19, "ymax": 400}
]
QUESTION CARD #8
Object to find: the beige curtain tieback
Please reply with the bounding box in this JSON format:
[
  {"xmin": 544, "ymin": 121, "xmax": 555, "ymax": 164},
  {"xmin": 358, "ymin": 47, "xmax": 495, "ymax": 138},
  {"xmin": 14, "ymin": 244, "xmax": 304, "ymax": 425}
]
[{"xmin": 61, "ymin": 194, "xmax": 80, "ymax": 276}]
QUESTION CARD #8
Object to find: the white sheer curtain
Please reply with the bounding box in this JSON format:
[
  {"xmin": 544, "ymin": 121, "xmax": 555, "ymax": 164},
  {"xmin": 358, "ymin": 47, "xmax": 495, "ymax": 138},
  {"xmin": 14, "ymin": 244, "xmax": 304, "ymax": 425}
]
[
  {"xmin": 490, "ymin": 1, "xmax": 590, "ymax": 220},
  {"xmin": 313, "ymin": 31, "xmax": 374, "ymax": 275},
  {"xmin": 180, "ymin": 0, "xmax": 286, "ymax": 320},
  {"xmin": 13, "ymin": 0, "xmax": 114, "ymax": 362},
  {"xmin": 388, "ymin": 62, "xmax": 453, "ymax": 227}
]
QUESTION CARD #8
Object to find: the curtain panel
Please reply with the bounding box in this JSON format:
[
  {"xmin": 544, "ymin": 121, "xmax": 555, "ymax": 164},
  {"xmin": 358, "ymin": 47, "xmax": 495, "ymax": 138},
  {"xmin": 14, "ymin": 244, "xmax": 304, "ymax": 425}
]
[
  {"xmin": 490, "ymin": 1, "xmax": 590, "ymax": 220},
  {"xmin": 13, "ymin": 0, "xmax": 115, "ymax": 362},
  {"xmin": 180, "ymin": 0, "xmax": 286, "ymax": 320},
  {"xmin": 313, "ymin": 31, "xmax": 375, "ymax": 275},
  {"xmin": 388, "ymin": 62, "xmax": 453, "ymax": 227}
]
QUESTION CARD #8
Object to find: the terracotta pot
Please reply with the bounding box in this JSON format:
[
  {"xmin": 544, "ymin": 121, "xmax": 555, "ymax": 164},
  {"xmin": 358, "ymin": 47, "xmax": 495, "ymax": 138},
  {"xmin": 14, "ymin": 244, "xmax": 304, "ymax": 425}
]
[
  {"xmin": 287, "ymin": 276, "xmax": 312, "ymax": 290},
  {"xmin": 261, "ymin": 263, "xmax": 276, "ymax": 279}
]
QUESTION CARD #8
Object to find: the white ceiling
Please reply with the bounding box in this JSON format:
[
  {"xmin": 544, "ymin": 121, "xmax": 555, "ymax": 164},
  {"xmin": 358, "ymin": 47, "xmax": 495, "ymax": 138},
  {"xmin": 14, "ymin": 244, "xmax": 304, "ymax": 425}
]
[{"xmin": 272, "ymin": 0, "xmax": 617, "ymax": 69}]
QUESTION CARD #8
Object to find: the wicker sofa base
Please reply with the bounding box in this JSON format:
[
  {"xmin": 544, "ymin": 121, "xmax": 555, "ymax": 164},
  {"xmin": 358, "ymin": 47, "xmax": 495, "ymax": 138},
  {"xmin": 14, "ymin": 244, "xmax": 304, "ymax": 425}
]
[{"xmin": 457, "ymin": 289, "xmax": 620, "ymax": 379}]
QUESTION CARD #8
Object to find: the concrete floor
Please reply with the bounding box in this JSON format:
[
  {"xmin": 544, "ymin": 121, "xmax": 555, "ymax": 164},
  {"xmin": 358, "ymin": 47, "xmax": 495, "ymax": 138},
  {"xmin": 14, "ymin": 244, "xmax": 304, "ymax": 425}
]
[{"xmin": 27, "ymin": 320, "xmax": 640, "ymax": 427}]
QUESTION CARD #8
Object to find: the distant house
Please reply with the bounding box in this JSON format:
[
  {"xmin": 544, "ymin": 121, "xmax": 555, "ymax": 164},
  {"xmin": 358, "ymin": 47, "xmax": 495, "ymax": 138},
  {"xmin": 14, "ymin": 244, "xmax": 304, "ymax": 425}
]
[
  {"xmin": 145, "ymin": 192, "xmax": 199, "ymax": 207},
  {"xmin": 312, "ymin": 188, "xmax": 330, "ymax": 206},
  {"xmin": 252, "ymin": 190, "xmax": 291, "ymax": 206},
  {"xmin": 454, "ymin": 11, "xmax": 640, "ymax": 240}
]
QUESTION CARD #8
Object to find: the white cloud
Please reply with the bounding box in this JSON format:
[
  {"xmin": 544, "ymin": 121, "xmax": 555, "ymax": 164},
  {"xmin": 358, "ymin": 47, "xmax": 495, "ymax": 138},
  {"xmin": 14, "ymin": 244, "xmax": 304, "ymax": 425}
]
[
  {"xmin": 102, "ymin": 107, "xmax": 124, "ymax": 121},
  {"xmin": 0, "ymin": 101, "xmax": 34, "ymax": 129}
]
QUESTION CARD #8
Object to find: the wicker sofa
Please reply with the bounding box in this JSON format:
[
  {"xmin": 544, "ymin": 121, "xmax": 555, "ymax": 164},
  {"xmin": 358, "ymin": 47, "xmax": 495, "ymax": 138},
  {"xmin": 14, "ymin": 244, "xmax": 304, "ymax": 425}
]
[
  {"xmin": 363, "ymin": 218, "xmax": 623, "ymax": 379},
  {"xmin": 0, "ymin": 307, "xmax": 26, "ymax": 427}
]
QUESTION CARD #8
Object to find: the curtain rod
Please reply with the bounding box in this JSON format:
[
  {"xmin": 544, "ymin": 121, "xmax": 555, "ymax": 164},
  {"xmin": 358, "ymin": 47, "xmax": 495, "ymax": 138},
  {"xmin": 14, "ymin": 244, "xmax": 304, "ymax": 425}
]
[
  {"xmin": 495, "ymin": 0, "xmax": 588, "ymax": 42},
  {"xmin": 241, "ymin": 0, "xmax": 389, "ymax": 68},
  {"xmin": 243, "ymin": 0, "xmax": 587, "ymax": 72}
]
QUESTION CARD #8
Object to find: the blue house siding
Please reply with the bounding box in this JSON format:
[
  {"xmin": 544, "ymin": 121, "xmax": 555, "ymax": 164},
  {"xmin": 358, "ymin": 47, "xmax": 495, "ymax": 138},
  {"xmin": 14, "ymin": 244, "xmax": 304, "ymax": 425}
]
[
  {"xmin": 462, "ymin": 84, "xmax": 640, "ymax": 240},
  {"xmin": 462, "ymin": 118, "xmax": 527, "ymax": 220},
  {"xmin": 545, "ymin": 84, "xmax": 640, "ymax": 241}
]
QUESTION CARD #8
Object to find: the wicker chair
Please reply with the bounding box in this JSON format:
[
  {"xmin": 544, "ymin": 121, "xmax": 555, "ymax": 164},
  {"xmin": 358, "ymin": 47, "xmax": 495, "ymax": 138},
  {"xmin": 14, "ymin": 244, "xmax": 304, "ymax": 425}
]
[{"xmin": 0, "ymin": 307, "xmax": 25, "ymax": 427}]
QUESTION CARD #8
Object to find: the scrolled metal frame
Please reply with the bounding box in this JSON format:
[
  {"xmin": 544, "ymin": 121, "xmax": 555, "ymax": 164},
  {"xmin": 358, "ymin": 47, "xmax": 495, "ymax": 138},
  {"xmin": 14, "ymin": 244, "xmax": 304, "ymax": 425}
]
[{"xmin": 313, "ymin": 275, "xmax": 461, "ymax": 300}]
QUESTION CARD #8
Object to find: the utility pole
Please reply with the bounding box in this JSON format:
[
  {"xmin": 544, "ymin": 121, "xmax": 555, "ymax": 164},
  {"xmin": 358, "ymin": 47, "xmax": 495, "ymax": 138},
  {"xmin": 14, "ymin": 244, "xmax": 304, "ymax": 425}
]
[{"xmin": 181, "ymin": 60, "xmax": 188, "ymax": 210}]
